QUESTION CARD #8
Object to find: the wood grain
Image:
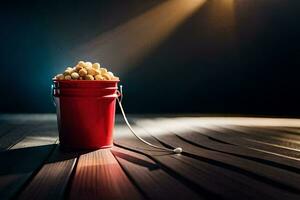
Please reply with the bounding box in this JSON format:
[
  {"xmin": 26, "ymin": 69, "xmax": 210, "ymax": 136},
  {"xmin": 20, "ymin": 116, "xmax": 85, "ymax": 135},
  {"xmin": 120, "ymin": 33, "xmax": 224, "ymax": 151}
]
[
  {"xmin": 0, "ymin": 136, "xmax": 57, "ymax": 200},
  {"xmin": 200, "ymin": 126, "xmax": 300, "ymax": 159},
  {"xmin": 69, "ymin": 149, "xmax": 144, "ymax": 200},
  {"xmin": 16, "ymin": 145, "xmax": 77, "ymax": 200},
  {"xmin": 224, "ymin": 126, "xmax": 300, "ymax": 149},
  {"xmin": 111, "ymin": 146, "xmax": 202, "ymax": 200},
  {"xmin": 0, "ymin": 121, "xmax": 58, "ymax": 151},
  {"xmin": 136, "ymin": 122, "xmax": 300, "ymax": 192},
  {"xmin": 245, "ymin": 126, "xmax": 300, "ymax": 141},
  {"xmin": 270, "ymin": 127, "xmax": 300, "ymax": 135},
  {"xmin": 1, "ymin": 115, "xmax": 300, "ymax": 200},
  {"xmin": 173, "ymin": 128, "xmax": 300, "ymax": 172},
  {"xmin": 135, "ymin": 119, "xmax": 300, "ymax": 170},
  {"xmin": 114, "ymin": 125, "xmax": 300, "ymax": 200}
]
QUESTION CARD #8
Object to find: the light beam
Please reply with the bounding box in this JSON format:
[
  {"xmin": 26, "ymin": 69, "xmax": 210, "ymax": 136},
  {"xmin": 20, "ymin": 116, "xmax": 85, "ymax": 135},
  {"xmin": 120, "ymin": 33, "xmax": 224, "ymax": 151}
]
[{"xmin": 72, "ymin": 0, "xmax": 207, "ymax": 72}]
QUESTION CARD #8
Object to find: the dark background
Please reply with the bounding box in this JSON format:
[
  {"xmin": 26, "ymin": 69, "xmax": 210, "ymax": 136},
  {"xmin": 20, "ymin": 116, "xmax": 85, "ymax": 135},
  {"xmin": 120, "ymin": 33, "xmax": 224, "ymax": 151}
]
[{"xmin": 0, "ymin": 0, "xmax": 299, "ymax": 116}]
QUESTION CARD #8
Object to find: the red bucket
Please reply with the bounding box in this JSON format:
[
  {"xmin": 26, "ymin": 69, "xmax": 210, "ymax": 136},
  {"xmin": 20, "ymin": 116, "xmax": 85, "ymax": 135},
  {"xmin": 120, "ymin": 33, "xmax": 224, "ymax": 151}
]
[{"xmin": 52, "ymin": 80, "xmax": 119, "ymax": 151}]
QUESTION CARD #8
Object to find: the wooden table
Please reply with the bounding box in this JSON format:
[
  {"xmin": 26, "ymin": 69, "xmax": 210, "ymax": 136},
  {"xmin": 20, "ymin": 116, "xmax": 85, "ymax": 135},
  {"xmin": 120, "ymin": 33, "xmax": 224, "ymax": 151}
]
[{"xmin": 0, "ymin": 114, "xmax": 300, "ymax": 200}]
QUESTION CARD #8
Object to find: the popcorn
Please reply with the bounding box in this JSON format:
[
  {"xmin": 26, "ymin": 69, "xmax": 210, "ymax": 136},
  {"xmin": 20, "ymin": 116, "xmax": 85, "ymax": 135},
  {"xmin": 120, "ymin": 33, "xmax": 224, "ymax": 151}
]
[
  {"xmin": 108, "ymin": 72, "xmax": 114, "ymax": 77},
  {"xmin": 79, "ymin": 68, "xmax": 88, "ymax": 77},
  {"xmin": 92, "ymin": 63, "xmax": 100, "ymax": 70},
  {"xmin": 64, "ymin": 75, "xmax": 72, "ymax": 80},
  {"xmin": 53, "ymin": 61, "xmax": 119, "ymax": 81},
  {"xmin": 95, "ymin": 69, "xmax": 101, "ymax": 75},
  {"xmin": 63, "ymin": 70, "xmax": 71, "ymax": 76},
  {"xmin": 71, "ymin": 72, "xmax": 80, "ymax": 80},
  {"xmin": 111, "ymin": 77, "xmax": 119, "ymax": 80},
  {"xmin": 54, "ymin": 74, "xmax": 64, "ymax": 80},
  {"xmin": 84, "ymin": 75, "xmax": 94, "ymax": 80},
  {"xmin": 100, "ymin": 68, "xmax": 107, "ymax": 74},
  {"xmin": 87, "ymin": 68, "xmax": 97, "ymax": 76},
  {"xmin": 95, "ymin": 74, "xmax": 104, "ymax": 80},
  {"xmin": 77, "ymin": 61, "xmax": 85, "ymax": 67},
  {"xmin": 75, "ymin": 65, "xmax": 84, "ymax": 71},
  {"xmin": 84, "ymin": 62, "xmax": 92, "ymax": 68},
  {"xmin": 102, "ymin": 73, "xmax": 111, "ymax": 80}
]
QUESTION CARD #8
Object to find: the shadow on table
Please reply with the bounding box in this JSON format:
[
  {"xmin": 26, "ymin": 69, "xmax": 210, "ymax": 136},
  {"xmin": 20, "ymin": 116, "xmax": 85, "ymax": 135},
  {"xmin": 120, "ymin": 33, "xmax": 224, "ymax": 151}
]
[
  {"xmin": 112, "ymin": 149, "xmax": 159, "ymax": 170},
  {"xmin": 0, "ymin": 144, "xmax": 57, "ymax": 175}
]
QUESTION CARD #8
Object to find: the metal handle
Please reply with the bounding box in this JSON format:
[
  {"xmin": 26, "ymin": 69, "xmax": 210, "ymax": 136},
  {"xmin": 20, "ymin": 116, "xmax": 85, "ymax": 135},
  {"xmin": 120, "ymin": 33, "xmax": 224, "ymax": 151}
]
[
  {"xmin": 118, "ymin": 85, "xmax": 123, "ymax": 103},
  {"xmin": 51, "ymin": 84, "xmax": 56, "ymax": 107},
  {"xmin": 116, "ymin": 85, "xmax": 183, "ymax": 154}
]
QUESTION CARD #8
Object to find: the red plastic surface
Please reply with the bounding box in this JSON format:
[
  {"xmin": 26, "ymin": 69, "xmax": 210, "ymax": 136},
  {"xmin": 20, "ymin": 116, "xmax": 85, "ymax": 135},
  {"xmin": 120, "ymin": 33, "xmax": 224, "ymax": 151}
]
[{"xmin": 53, "ymin": 80, "xmax": 119, "ymax": 150}]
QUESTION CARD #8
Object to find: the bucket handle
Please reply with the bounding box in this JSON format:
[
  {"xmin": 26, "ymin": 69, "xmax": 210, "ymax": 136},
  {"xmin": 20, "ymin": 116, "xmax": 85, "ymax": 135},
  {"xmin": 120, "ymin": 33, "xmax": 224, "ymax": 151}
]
[
  {"xmin": 51, "ymin": 83, "xmax": 56, "ymax": 106},
  {"xmin": 116, "ymin": 85, "xmax": 182, "ymax": 154},
  {"xmin": 116, "ymin": 85, "xmax": 123, "ymax": 103}
]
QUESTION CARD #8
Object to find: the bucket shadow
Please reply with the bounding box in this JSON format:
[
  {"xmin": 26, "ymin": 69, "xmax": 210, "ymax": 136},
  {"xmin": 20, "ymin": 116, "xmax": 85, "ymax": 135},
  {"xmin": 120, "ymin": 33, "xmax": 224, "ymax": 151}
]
[
  {"xmin": 111, "ymin": 149, "xmax": 159, "ymax": 171},
  {"xmin": 0, "ymin": 144, "xmax": 57, "ymax": 175},
  {"xmin": 0, "ymin": 144, "xmax": 62, "ymax": 199},
  {"xmin": 0, "ymin": 144, "xmax": 89, "ymax": 176},
  {"xmin": 52, "ymin": 144, "xmax": 94, "ymax": 163}
]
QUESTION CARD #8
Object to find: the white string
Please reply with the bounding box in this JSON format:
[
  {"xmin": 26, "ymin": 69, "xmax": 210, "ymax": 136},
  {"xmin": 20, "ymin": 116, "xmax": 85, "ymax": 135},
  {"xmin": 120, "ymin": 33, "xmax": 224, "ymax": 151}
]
[{"xmin": 116, "ymin": 87, "xmax": 182, "ymax": 154}]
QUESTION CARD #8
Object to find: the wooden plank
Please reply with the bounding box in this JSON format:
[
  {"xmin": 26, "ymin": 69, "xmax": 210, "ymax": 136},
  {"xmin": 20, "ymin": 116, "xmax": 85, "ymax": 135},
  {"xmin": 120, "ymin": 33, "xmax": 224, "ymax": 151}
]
[
  {"xmin": 0, "ymin": 115, "xmax": 56, "ymax": 140},
  {"xmin": 0, "ymin": 121, "xmax": 58, "ymax": 151},
  {"xmin": 226, "ymin": 126, "xmax": 300, "ymax": 149},
  {"xmin": 202, "ymin": 126, "xmax": 300, "ymax": 159},
  {"xmin": 134, "ymin": 118, "xmax": 300, "ymax": 170},
  {"xmin": 0, "ymin": 136, "xmax": 58, "ymax": 200},
  {"xmin": 111, "ymin": 146, "xmax": 202, "ymax": 200},
  {"xmin": 0, "ymin": 115, "xmax": 70, "ymax": 200},
  {"xmin": 69, "ymin": 149, "xmax": 144, "ymax": 200},
  {"xmin": 114, "ymin": 125, "xmax": 300, "ymax": 200},
  {"xmin": 271, "ymin": 127, "xmax": 300, "ymax": 135},
  {"xmin": 16, "ymin": 146, "xmax": 77, "ymax": 200},
  {"xmin": 249, "ymin": 126, "xmax": 300, "ymax": 140},
  {"xmin": 0, "ymin": 124, "xmax": 37, "ymax": 151},
  {"xmin": 217, "ymin": 126, "xmax": 300, "ymax": 157},
  {"xmin": 0, "ymin": 114, "xmax": 57, "ymax": 123},
  {"xmin": 135, "ymin": 121, "xmax": 300, "ymax": 192},
  {"xmin": 173, "ymin": 127, "xmax": 300, "ymax": 171}
]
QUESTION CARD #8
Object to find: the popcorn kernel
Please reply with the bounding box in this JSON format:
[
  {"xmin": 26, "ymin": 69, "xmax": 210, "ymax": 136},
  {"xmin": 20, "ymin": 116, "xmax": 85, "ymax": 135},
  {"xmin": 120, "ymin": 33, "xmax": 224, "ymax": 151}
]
[
  {"xmin": 56, "ymin": 74, "xmax": 64, "ymax": 80},
  {"xmin": 75, "ymin": 65, "xmax": 83, "ymax": 71},
  {"xmin": 85, "ymin": 75, "xmax": 94, "ymax": 80},
  {"xmin": 85, "ymin": 62, "xmax": 92, "ymax": 68},
  {"xmin": 79, "ymin": 68, "xmax": 88, "ymax": 77},
  {"xmin": 78, "ymin": 61, "xmax": 85, "ymax": 67},
  {"xmin": 87, "ymin": 68, "xmax": 97, "ymax": 76},
  {"xmin": 92, "ymin": 63, "xmax": 100, "ymax": 70},
  {"xmin": 63, "ymin": 70, "xmax": 71, "ymax": 76},
  {"xmin": 108, "ymin": 72, "xmax": 114, "ymax": 77},
  {"xmin": 102, "ymin": 73, "xmax": 111, "ymax": 80},
  {"xmin": 95, "ymin": 74, "xmax": 104, "ymax": 80},
  {"xmin": 100, "ymin": 68, "xmax": 108, "ymax": 74},
  {"xmin": 64, "ymin": 75, "xmax": 72, "ymax": 80},
  {"xmin": 71, "ymin": 72, "xmax": 80, "ymax": 79},
  {"xmin": 95, "ymin": 69, "xmax": 101, "ymax": 75}
]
